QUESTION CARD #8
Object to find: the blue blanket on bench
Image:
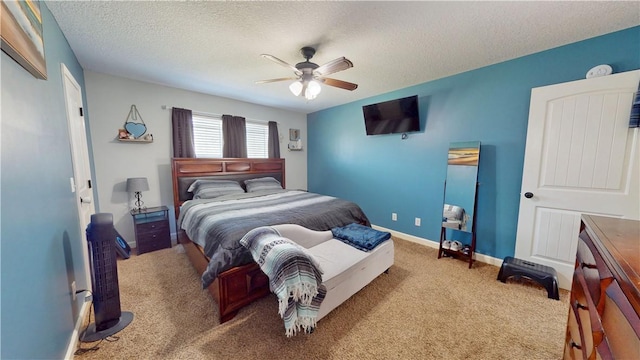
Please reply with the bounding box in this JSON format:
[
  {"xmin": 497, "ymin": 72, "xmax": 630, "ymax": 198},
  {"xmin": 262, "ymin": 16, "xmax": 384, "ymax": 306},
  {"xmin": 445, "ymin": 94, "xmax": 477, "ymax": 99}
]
[{"xmin": 331, "ymin": 223, "xmax": 391, "ymax": 252}]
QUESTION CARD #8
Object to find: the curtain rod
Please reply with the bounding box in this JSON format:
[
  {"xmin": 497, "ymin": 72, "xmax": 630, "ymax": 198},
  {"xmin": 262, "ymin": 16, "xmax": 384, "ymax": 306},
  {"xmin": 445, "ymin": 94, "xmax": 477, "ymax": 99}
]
[{"xmin": 161, "ymin": 105, "xmax": 278, "ymax": 124}]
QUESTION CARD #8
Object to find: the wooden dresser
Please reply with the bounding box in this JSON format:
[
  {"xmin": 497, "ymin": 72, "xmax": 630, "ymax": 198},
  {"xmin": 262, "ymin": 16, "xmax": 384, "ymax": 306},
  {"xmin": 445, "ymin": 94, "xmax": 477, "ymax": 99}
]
[{"xmin": 563, "ymin": 215, "xmax": 640, "ymax": 359}]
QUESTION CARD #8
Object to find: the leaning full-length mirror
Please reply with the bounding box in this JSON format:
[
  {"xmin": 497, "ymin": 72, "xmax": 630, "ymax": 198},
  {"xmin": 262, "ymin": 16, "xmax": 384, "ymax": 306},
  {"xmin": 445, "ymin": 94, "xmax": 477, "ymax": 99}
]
[{"xmin": 442, "ymin": 141, "xmax": 480, "ymax": 233}]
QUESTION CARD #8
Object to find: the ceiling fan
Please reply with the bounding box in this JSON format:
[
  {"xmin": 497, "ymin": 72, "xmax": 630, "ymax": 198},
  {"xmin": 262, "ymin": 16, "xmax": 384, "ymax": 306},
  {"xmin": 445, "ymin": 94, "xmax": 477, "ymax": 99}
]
[{"xmin": 257, "ymin": 46, "xmax": 358, "ymax": 100}]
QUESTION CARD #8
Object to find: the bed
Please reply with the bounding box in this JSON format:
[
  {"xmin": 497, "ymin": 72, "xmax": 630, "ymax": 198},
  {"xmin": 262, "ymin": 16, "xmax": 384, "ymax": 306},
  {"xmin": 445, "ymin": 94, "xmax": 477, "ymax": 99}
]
[{"xmin": 171, "ymin": 157, "xmax": 371, "ymax": 323}]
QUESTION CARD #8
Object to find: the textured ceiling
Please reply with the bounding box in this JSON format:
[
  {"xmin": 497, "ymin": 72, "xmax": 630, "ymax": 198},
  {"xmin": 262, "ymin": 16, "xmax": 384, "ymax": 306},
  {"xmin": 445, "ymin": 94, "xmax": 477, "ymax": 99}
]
[{"xmin": 47, "ymin": 1, "xmax": 640, "ymax": 114}]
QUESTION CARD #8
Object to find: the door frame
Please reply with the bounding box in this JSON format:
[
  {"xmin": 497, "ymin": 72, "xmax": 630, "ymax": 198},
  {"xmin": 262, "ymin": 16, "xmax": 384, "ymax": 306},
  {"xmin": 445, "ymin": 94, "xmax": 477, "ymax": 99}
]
[{"xmin": 61, "ymin": 63, "xmax": 94, "ymax": 291}]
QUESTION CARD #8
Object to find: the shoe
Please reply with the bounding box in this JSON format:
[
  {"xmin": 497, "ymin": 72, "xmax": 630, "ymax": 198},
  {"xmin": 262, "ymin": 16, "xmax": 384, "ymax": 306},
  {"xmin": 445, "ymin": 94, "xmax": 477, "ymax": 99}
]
[
  {"xmin": 461, "ymin": 245, "xmax": 471, "ymax": 255},
  {"xmin": 442, "ymin": 240, "xmax": 452, "ymax": 249},
  {"xmin": 451, "ymin": 241, "xmax": 463, "ymax": 252}
]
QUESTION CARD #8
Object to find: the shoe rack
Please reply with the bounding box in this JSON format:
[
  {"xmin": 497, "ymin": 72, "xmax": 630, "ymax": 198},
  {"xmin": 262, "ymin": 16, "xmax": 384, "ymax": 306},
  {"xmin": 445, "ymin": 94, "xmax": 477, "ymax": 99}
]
[{"xmin": 437, "ymin": 223, "xmax": 476, "ymax": 268}]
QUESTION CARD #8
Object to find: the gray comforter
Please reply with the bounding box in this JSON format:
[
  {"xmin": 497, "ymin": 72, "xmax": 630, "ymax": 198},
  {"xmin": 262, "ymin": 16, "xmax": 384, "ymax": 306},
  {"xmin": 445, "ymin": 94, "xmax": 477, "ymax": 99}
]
[{"xmin": 177, "ymin": 189, "xmax": 370, "ymax": 288}]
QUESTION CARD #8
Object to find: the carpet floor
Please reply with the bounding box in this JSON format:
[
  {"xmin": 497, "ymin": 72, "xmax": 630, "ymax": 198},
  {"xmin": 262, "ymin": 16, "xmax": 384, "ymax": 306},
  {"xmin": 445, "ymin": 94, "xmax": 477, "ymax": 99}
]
[{"xmin": 75, "ymin": 238, "xmax": 569, "ymax": 359}]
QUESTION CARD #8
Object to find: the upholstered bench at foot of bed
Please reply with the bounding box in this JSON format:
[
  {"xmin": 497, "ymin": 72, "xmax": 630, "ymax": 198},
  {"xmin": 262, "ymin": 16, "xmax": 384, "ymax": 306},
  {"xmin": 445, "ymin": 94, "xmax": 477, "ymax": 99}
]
[
  {"xmin": 271, "ymin": 224, "xmax": 395, "ymax": 321},
  {"xmin": 313, "ymin": 238, "xmax": 394, "ymax": 320}
]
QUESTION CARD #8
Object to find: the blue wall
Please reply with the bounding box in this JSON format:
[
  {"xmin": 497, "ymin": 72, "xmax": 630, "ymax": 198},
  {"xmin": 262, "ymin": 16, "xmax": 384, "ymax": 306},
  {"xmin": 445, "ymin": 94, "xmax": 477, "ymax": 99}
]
[
  {"xmin": 1, "ymin": 2, "xmax": 92, "ymax": 359},
  {"xmin": 308, "ymin": 26, "xmax": 640, "ymax": 260}
]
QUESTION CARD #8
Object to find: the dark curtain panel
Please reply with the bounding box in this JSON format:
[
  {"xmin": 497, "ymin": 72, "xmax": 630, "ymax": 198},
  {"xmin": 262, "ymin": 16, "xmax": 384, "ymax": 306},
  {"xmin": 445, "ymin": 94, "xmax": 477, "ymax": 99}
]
[
  {"xmin": 268, "ymin": 121, "xmax": 280, "ymax": 158},
  {"xmin": 222, "ymin": 114, "xmax": 247, "ymax": 158},
  {"xmin": 171, "ymin": 107, "xmax": 195, "ymax": 158}
]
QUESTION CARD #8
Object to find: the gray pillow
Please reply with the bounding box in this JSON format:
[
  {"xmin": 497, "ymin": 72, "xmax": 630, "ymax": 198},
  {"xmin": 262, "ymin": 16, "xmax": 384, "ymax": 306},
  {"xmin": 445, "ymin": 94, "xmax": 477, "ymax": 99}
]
[
  {"xmin": 244, "ymin": 177, "xmax": 283, "ymax": 192},
  {"xmin": 188, "ymin": 180, "xmax": 244, "ymax": 199}
]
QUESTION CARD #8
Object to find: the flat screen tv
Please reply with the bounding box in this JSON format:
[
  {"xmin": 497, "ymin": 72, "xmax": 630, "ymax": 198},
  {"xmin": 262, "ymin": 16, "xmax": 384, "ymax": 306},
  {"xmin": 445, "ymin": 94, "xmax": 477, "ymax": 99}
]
[{"xmin": 362, "ymin": 95, "xmax": 420, "ymax": 135}]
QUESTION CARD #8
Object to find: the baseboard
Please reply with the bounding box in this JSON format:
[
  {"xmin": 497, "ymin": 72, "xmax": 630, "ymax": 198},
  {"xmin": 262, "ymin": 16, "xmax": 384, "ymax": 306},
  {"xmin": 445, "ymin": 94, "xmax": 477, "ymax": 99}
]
[
  {"xmin": 371, "ymin": 224, "xmax": 504, "ymax": 267},
  {"xmin": 64, "ymin": 300, "xmax": 91, "ymax": 360}
]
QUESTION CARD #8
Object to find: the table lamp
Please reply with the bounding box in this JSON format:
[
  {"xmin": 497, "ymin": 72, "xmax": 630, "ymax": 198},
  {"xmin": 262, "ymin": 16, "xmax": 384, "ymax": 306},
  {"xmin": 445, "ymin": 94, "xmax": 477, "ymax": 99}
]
[{"xmin": 126, "ymin": 177, "xmax": 149, "ymax": 212}]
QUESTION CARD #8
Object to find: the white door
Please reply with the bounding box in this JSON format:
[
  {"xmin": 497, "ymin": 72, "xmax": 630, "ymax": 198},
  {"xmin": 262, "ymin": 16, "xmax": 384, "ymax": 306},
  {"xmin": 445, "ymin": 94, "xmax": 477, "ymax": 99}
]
[
  {"xmin": 515, "ymin": 70, "xmax": 640, "ymax": 290},
  {"xmin": 62, "ymin": 64, "xmax": 95, "ymax": 289}
]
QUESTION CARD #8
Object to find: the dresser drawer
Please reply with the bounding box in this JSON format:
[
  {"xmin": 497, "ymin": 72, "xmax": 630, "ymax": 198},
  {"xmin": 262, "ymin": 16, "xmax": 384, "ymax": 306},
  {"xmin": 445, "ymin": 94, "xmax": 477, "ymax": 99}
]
[
  {"xmin": 577, "ymin": 231, "xmax": 613, "ymax": 311},
  {"xmin": 137, "ymin": 227, "xmax": 170, "ymax": 244},
  {"xmin": 137, "ymin": 221, "xmax": 169, "ymax": 235},
  {"xmin": 601, "ymin": 281, "xmax": 640, "ymax": 359},
  {"xmin": 572, "ymin": 269, "xmax": 606, "ymax": 359},
  {"xmin": 138, "ymin": 236, "xmax": 170, "ymax": 254},
  {"xmin": 565, "ymin": 306, "xmax": 584, "ymax": 360},
  {"xmin": 137, "ymin": 230, "xmax": 171, "ymax": 254}
]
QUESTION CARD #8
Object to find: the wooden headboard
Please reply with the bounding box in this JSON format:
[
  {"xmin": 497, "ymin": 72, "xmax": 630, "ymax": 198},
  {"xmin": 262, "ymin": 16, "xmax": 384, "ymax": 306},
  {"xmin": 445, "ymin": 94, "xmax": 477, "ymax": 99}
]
[{"xmin": 171, "ymin": 157, "xmax": 286, "ymax": 219}]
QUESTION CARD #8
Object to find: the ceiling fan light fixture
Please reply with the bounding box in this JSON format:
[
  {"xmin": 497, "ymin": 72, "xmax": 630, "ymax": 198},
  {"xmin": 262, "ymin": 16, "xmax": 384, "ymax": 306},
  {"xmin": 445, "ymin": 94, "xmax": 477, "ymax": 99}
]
[
  {"xmin": 260, "ymin": 47, "xmax": 357, "ymax": 100},
  {"xmin": 304, "ymin": 80, "xmax": 322, "ymax": 100},
  {"xmin": 289, "ymin": 80, "xmax": 303, "ymax": 96}
]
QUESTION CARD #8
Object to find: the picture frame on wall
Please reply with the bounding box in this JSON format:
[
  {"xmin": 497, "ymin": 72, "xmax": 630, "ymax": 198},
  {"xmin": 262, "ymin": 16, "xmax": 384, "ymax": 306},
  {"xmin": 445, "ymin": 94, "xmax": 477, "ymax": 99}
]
[
  {"xmin": 289, "ymin": 128, "xmax": 300, "ymax": 141},
  {"xmin": 1, "ymin": 0, "xmax": 47, "ymax": 79}
]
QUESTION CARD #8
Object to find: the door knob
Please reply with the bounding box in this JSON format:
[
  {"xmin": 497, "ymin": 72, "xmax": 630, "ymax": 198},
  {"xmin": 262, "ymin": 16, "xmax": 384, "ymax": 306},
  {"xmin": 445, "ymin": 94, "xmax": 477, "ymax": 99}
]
[
  {"xmin": 524, "ymin": 192, "xmax": 534, "ymax": 199},
  {"xmin": 80, "ymin": 196, "xmax": 92, "ymax": 204}
]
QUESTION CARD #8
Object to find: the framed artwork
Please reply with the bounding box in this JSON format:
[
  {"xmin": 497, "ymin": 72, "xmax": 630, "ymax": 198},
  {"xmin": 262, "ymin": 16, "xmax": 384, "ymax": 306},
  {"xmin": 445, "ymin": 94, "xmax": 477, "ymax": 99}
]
[
  {"xmin": 289, "ymin": 129, "xmax": 300, "ymax": 141},
  {"xmin": 447, "ymin": 143, "xmax": 480, "ymax": 166},
  {"xmin": 1, "ymin": 0, "xmax": 47, "ymax": 79}
]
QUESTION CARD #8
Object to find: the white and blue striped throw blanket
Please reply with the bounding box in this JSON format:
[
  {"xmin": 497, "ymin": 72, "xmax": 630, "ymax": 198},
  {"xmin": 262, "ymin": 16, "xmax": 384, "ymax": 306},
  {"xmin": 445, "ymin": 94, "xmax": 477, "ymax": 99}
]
[{"xmin": 240, "ymin": 226, "xmax": 326, "ymax": 337}]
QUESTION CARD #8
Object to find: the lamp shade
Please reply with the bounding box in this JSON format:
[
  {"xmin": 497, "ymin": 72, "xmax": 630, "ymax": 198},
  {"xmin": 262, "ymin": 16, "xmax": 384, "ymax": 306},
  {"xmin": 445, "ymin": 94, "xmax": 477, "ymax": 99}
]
[
  {"xmin": 126, "ymin": 177, "xmax": 149, "ymax": 192},
  {"xmin": 289, "ymin": 81, "xmax": 303, "ymax": 96},
  {"xmin": 305, "ymin": 80, "xmax": 321, "ymax": 100}
]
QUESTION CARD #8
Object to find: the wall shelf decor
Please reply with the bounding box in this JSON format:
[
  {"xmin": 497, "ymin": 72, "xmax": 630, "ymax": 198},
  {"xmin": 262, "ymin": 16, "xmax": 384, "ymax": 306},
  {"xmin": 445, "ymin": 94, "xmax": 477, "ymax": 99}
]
[
  {"xmin": 117, "ymin": 105, "xmax": 153, "ymax": 142},
  {"xmin": 118, "ymin": 137, "xmax": 153, "ymax": 143},
  {"xmin": 287, "ymin": 142, "xmax": 303, "ymax": 151}
]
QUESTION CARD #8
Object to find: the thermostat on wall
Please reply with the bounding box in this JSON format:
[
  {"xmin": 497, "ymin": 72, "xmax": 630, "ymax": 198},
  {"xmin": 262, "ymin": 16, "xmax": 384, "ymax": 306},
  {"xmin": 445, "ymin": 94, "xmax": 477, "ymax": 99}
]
[{"xmin": 586, "ymin": 64, "xmax": 613, "ymax": 79}]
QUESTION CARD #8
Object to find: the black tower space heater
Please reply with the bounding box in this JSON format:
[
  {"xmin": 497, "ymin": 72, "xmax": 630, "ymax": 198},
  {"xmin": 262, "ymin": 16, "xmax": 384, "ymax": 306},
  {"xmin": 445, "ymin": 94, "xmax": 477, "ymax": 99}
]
[{"xmin": 81, "ymin": 213, "xmax": 133, "ymax": 342}]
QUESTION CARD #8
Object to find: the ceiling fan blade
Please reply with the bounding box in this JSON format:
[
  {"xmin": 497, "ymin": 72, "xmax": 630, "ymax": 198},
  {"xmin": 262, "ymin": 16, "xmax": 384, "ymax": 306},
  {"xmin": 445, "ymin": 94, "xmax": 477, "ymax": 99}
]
[
  {"xmin": 255, "ymin": 77, "xmax": 297, "ymax": 84},
  {"xmin": 314, "ymin": 57, "xmax": 353, "ymax": 76},
  {"xmin": 260, "ymin": 54, "xmax": 302, "ymax": 75},
  {"xmin": 320, "ymin": 78, "xmax": 358, "ymax": 91}
]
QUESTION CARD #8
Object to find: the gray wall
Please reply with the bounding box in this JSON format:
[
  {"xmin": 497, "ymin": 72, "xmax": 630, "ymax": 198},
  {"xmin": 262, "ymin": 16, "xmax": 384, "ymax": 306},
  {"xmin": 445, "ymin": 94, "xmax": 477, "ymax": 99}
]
[{"xmin": 84, "ymin": 71, "xmax": 308, "ymax": 247}]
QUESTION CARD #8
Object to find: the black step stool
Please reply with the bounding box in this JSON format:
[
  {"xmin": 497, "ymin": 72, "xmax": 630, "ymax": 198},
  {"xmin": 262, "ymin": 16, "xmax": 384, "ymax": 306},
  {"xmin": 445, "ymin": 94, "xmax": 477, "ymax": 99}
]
[{"xmin": 497, "ymin": 256, "xmax": 559, "ymax": 300}]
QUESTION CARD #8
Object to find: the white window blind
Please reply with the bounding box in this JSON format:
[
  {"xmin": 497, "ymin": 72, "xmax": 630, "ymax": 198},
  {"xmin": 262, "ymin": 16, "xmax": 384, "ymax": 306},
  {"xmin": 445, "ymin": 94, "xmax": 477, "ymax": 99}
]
[
  {"xmin": 246, "ymin": 121, "xmax": 269, "ymax": 158},
  {"xmin": 191, "ymin": 114, "xmax": 269, "ymax": 158},
  {"xmin": 192, "ymin": 114, "xmax": 223, "ymax": 158}
]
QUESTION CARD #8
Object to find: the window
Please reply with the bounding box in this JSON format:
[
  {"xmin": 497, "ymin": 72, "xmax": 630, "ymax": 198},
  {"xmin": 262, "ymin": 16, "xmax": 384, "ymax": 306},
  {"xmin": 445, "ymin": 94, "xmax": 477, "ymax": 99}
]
[
  {"xmin": 245, "ymin": 121, "xmax": 269, "ymax": 158},
  {"xmin": 191, "ymin": 114, "xmax": 269, "ymax": 158},
  {"xmin": 192, "ymin": 114, "xmax": 223, "ymax": 158}
]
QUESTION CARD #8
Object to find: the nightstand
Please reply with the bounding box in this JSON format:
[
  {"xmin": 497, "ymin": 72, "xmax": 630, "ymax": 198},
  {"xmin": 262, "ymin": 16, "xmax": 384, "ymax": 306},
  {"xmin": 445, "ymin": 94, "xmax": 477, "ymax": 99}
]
[{"xmin": 130, "ymin": 206, "xmax": 171, "ymax": 255}]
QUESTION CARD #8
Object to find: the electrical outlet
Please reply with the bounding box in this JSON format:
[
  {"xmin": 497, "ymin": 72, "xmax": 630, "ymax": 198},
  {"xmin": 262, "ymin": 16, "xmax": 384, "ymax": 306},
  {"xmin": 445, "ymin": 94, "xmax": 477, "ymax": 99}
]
[
  {"xmin": 392, "ymin": 213, "xmax": 397, "ymax": 221},
  {"xmin": 71, "ymin": 281, "xmax": 76, "ymax": 301},
  {"xmin": 415, "ymin": 217, "xmax": 421, "ymax": 226}
]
